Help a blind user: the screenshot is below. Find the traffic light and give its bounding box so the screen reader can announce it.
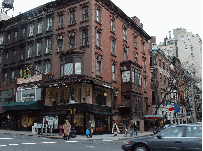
[24,69,28,79]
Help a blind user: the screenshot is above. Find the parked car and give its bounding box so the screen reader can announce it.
[121,123,202,151]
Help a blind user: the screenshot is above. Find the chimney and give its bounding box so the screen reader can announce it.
[169,31,171,39]
[131,16,140,25]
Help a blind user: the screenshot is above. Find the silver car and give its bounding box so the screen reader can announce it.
[121,123,202,151]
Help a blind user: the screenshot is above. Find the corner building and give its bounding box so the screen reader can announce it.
[0,0,152,134]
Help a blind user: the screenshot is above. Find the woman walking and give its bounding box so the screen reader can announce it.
[64,120,71,140]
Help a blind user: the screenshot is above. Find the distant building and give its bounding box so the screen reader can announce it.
[158,28,202,89]
[0,13,10,20]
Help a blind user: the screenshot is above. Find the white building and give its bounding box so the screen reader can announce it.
[0,13,10,21]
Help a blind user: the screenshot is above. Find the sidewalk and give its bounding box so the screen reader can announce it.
[0,129,153,141]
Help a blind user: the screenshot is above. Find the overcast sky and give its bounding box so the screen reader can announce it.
[5,0,203,44]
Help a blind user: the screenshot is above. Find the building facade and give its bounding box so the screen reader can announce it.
[0,0,152,133]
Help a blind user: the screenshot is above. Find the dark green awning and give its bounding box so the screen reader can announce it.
[3,100,42,110]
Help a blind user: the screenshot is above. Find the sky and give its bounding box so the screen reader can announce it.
[4,0,203,44]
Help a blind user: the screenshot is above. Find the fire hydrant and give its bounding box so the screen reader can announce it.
[59,125,63,136]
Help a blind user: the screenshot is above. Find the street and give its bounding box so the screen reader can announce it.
[0,133,124,151]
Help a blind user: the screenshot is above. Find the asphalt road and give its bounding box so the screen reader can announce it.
[0,134,124,151]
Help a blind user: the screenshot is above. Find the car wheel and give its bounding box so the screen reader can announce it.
[133,144,148,151]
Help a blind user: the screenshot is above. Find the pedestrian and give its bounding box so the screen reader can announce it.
[112,122,120,137]
[90,124,93,138]
[130,122,135,137]
[64,120,71,140]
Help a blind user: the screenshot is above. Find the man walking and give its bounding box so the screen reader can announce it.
[130,122,135,137]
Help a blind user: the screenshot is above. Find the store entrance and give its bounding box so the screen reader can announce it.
[95,115,109,134]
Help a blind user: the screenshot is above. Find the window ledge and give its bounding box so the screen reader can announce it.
[68,22,77,27]
[28,35,34,38]
[56,26,65,31]
[142,51,146,55]
[80,44,90,49]
[111,53,117,57]
[36,33,43,36]
[45,52,52,55]
[95,45,102,50]
[134,46,138,50]
[80,19,89,24]
[123,39,128,43]
[112,80,117,83]
[35,55,42,58]
[95,20,102,25]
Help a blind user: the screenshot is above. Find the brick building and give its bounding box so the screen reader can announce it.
[0,0,152,133]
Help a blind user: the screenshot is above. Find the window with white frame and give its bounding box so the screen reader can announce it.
[69,33,75,49]
[28,46,32,58]
[124,47,128,61]
[59,15,64,28]
[111,19,115,32]
[64,59,73,75]
[96,56,102,76]
[46,39,52,53]
[122,71,130,82]
[29,25,34,36]
[38,22,43,33]
[61,64,64,76]
[82,29,88,46]
[111,39,116,54]
[37,43,42,56]
[96,9,101,22]
[14,32,18,41]
[70,11,75,24]
[123,28,127,41]
[112,64,116,81]
[47,18,53,30]
[96,32,101,47]
[45,62,51,74]
[7,34,10,44]
[131,68,134,82]
[82,6,88,20]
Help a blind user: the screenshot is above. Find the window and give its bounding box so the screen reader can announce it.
[144,78,147,90]
[135,52,138,62]
[82,6,88,20]
[159,59,161,67]
[14,50,16,59]
[124,47,128,61]
[112,64,116,81]
[47,18,53,30]
[122,71,130,82]
[38,22,43,33]
[28,46,32,58]
[23,28,26,38]
[57,36,63,51]
[75,57,82,74]
[111,39,116,54]
[59,15,64,28]
[131,68,134,82]
[134,36,137,48]
[111,20,115,32]
[70,11,75,24]
[142,42,145,53]
[29,25,34,36]
[14,32,18,41]
[186,126,202,137]
[82,30,88,46]
[45,62,51,74]
[96,9,101,22]
[35,64,42,75]
[96,32,101,47]
[37,43,42,56]
[161,126,184,137]
[0,34,3,45]
[64,58,73,75]
[46,39,52,53]
[4,73,7,83]
[143,60,146,71]
[7,34,10,44]
[19,69,23,77]
[61,64,64,76]
[6,52,9,60]
[69,33,75,49]
[163,62,165,70]
[123,28,127,41]
[11,71,14,79]
[151,72,153,82]
[96,56,102,75]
